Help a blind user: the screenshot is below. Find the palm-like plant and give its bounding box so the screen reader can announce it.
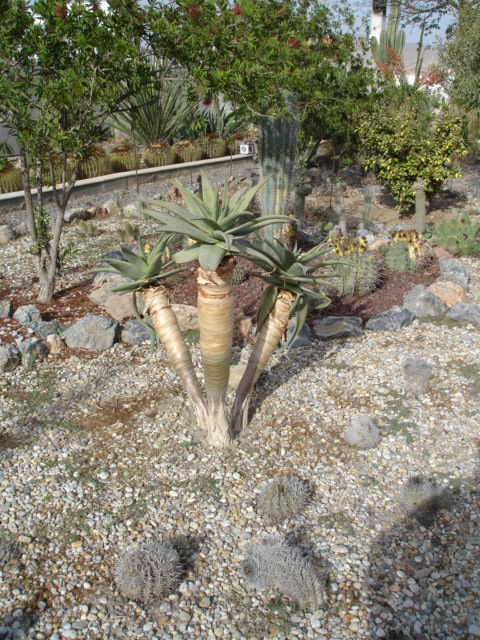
[95,236,209,430]
[231,238,332,434]
[141,175,290,447]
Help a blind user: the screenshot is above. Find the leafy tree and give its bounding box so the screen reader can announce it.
[0,0,157,302]
[401,0,480,31]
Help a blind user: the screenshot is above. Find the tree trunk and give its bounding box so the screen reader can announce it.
[231,290,295,435]
[142,286,208,429]
[197,256,235,448]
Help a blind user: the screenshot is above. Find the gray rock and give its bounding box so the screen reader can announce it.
[64,314,119,350]
[468,624,480,638]
[344,415,380,449]
[439,258,470,289]
[402,357,433,395]
[13,304,41,326]
[64,207,91,224]
[446,302,480,325]
[89,273,131,306]
[313,316,363,340]
[27,319,60,339]
[286,318,311,349]
[403,285,447,318]
[366,306,414,332]
[0,346,21,372]
[0,224,17,245]
[121,320,150,345]
[0,300,13,318]
[19,339,49,365]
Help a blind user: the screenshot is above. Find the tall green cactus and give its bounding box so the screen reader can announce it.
[371,1,405,65]
[258,93,298,242]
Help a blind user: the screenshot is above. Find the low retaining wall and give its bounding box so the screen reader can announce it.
[0,154,255,211]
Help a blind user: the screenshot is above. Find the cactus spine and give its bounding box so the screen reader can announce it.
[258,93,298,242]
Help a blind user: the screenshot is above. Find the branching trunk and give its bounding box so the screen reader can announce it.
[143,286,208,429]
[231,290,296,435]
[197,257,235,448]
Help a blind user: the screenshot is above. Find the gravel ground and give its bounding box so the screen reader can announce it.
[0,254,479,639]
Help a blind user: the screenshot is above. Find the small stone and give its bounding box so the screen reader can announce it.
[0,300,13,318]
[121,320,150,345]
[468,624,480,637]
[46,333,66,354]
[403,357,433,395]
[13,304,41,326]
[19,339,49,365]
[366,306,414,332]
[64,314,119,350]
[72,621,88,630]
[98,471,110,480]
[0,224,16,245]
[313,316,362,340]
[71,540,83,549]
[344,415,380,449]
[427,281,466,307]
[403,285,447,318]
[446,302,480,325]
[27,319,60,339]
[8,521,18,534]
[198,597,211,608]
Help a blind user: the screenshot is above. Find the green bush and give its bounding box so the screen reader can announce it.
[358,107,466,211]
[435,212,480,257]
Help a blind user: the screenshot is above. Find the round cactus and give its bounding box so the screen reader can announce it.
[110,143,139,172]
[0,163,23,193]
[114,541,181,605]
[398,476,450,526]
[384,230,431,273]
[79,145,112,179]
[198,133,227,159]
[257,477,311,524]
[226,132,244,154]
[143,142,176,168]
[330,252,382,298]
[173,140,203,163]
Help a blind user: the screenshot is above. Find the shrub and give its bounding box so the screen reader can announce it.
[344,415,380,449]
[114,541,181,605]
[243,537,327,609]
[435,212,480,257]
[358,107,466,211]
[257,477,311,524]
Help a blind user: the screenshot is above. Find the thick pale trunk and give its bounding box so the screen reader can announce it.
[231,290,296,435]
[143,286,208,429]
[197,257,235,448]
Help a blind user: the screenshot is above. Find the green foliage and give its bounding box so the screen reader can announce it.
[204,105,247,138]
[0,163,22,193]
[197,133,227,159]
[143,143,176,168]
[434,212,480,257]
[173,140,203,163]
[358,107,466,210]
[384,230,431,272]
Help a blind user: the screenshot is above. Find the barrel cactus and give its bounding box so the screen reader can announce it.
[198,133,227,159]
[173,140,203,163]
[143,142,176,168]
[385,230,431,273]
[110,142,139,172]
[257,477,311,524]
[226,132,244,154]
[79,145,112,179]
[328,235,382,297]
[0,163,22,193]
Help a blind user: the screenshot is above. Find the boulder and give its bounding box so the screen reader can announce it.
[313,316,363,340]
[427,281,466,307]
[121,320,150,345]
[0,300,13,318]
[446,302,480,325]
[64,207,91,223]
[104,293,136,322]
[0,225,17,246]
[0,346,21,372]
[13,304,41,326]
[171,304,198,331]
[439,258,470,289]
[19,339,49,365]
[403,285,447,318]
[45,333,66,355]
[369,237,390,253]
[287,317,312,348]
[28,319,60,339]
[89,273,130,306]
[64,314,119,350]
[366,306,414,332]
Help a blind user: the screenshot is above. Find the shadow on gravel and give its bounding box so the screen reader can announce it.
[365,445,480,639]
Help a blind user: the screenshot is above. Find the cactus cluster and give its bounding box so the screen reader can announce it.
[398,476,451,526]
[111,143,139,172]
[344,415,381,449]
[77,220,98,237]
[0,163,22,194]
[435,212,480,257]
[329,236,382,298]
[79,145,112,179]
[243,537,327,609]
[117,221,139,243]
[143,142,176,168]
[173,140,203,163]
[198,133,227,159]
[114,541,181,605]
[257,477,311,524]
[384,230,430,273]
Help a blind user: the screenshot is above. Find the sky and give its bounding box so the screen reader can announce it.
[347,0,455,46]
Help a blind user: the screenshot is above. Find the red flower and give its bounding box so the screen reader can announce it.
[187,4,200,20]
[232,4,242,15]
[202,97,212,107]
[55,4,68,18]
[288,37,299,49]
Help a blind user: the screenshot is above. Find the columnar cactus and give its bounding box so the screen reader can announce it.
[371,1,405,66]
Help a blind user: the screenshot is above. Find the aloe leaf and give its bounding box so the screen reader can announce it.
[155,221,215,243]
[220,209,254,229]
[120,246,149,270]
[193,217,221,232]
[111,280,144,293]
[230,178,269,216]
[97,258,143,281]
[256,285,278,333]
[229,215,290,235]
[287,295,307,346]
[201,172,217,212]
[198,244,226,271]
[138,238,147,261]
[174,180,212,219]
[141,199,195,222]
[173,244,201,263]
